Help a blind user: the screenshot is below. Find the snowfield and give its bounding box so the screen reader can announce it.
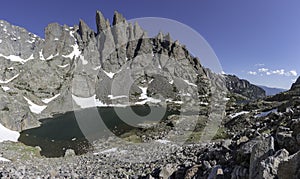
[23,96,47,114]
[0,122,20,143]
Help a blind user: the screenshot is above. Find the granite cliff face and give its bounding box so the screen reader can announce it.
[0,11,212,131]
[225,74,266,100]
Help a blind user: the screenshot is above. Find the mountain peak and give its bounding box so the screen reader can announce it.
[291,76,300,90]
[95,10,108,34]
[112,11,126,25]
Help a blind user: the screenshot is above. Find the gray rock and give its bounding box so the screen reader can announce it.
[64,149,76,157]
[112,11,126,26]
[96,10,108,34]
[278,150,300,179]
[276,126,298,153]
[184,165,200,179]
[259,149,289,179]
[0,10,218,132]
[78,19,95,46]
[249,136,274,179]
[225,74,266,100]
[159,164,177,179]
[231,166,249,179]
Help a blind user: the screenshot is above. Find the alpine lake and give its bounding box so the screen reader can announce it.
[18,105,180,157]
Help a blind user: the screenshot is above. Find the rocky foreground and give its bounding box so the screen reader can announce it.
[1,79,300,178]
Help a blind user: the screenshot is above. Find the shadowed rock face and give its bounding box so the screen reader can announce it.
[0,11,214,131]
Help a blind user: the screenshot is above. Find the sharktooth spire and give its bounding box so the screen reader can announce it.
[113,11,126,25]
[96,10,108,34]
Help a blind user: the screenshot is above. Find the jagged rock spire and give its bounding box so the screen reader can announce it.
[79,19,94,45]
[113,11,126,25]
[96,10,108,34]
[133,22,144,39]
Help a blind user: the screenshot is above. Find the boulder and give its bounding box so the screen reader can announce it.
[64,149,76,157]
[259,149,289,179]
[278,150,300,179]
[249,136,274,179]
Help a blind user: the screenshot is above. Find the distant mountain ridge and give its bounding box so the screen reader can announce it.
[224,75,266,100]
[258,85,287,96]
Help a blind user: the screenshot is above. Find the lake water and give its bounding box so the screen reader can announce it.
[18,106,178,157]
[255,108,278,118]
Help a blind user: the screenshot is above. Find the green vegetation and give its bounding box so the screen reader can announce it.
[212,127,229,140]
[4,142,41,161]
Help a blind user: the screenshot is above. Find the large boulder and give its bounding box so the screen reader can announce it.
[277,150,300,179]
[249,136,275,179]
[259,149,289,179]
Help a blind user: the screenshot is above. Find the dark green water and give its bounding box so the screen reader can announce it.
[19,106,177,157]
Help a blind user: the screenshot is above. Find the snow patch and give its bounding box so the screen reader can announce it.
[0,122,20,143]
[42,93,60,104]
[155,139,171,144]
[255,109,277,118]
[173,101,184,104]
[72,94,129,108]
[183,80,197,87]
[229,111,249,119]
[39,49,45,60]
[26,39,35,43]
[93,66,101,70]
[26,54,34,61]
[103,70,115,79]
[0,74,19,84]
[108,95,128,100]
[135,86,161,105]
[62,31,81,59]
[62,44,81,59]
[72,94,106,108]
[46,53,59,60]
[57,64,69,68]
[80,55,88,65]
[200,102,209,106]
[0,157,10,162]
[139,86,148,100]
[0,53,33,64]
[0,39,2,43]
[23,96,47,114]
[1,86,10,91]
[165,99,183,104]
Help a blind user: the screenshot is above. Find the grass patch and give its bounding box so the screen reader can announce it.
[5,142,41,160]
[212,127,229,140]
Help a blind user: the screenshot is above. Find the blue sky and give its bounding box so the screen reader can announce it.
[1,0,300,89]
